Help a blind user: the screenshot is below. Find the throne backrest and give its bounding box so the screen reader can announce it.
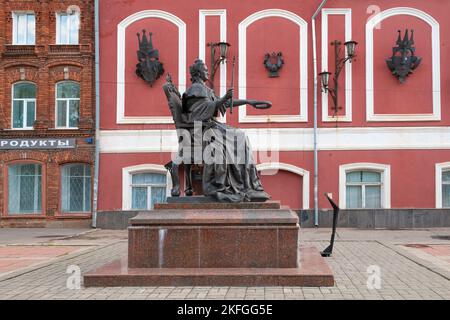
[162,74,183,126]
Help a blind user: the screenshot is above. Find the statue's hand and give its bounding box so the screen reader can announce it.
[218,102,228,116]
[215,88,234,115]
[248,100,272,109]
[222,88,234,101]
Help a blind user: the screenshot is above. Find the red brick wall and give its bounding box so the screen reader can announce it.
[0,0,95,224]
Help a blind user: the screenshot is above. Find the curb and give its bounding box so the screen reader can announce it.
[0,240,125,283]
[378,241,450,281]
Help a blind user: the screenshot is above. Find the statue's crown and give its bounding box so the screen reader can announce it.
[396,29,415,49]
[137,29,154,53]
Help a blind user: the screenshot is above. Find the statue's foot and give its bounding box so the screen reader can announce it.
[246,190,270,202]
[185,188,194,196]
[254,185,265,192]
[171,188,181,197]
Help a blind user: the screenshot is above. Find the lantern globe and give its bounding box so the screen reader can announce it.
[217,42,231,60]
[319,71,332,88]
[344,41,358,57]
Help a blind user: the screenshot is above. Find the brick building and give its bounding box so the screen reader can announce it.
[0,0,95,227]
[96,0,450,229]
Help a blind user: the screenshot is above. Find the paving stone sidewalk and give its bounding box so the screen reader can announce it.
[0,229,449,300]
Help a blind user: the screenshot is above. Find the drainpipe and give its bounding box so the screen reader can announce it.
[312,0,329,226]
[92,0,100,228]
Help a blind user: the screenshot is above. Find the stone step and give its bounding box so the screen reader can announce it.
[84,246,334,287]
[130,209,298,226]
[156,199,281,210]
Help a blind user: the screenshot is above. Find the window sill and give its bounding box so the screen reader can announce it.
[4,45,36,56]
[55,213,92,219]
[4,128,35,131]
[49,44,80,55]
[51,127,79,130]
[2,214,45,218]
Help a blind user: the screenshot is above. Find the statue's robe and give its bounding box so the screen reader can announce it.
[181,81,270,203]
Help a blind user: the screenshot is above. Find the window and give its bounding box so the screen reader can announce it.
[12,82,36,129]
[61,164,91,213]
[435,162,450,209]
[131,173,166,210]
[56,82,80,128]
[13,13,35,45]
[8,163,42,214]
[443,170,450,208]
[56,12,79,45]
[346,171,382,209]
[340,163,390,209]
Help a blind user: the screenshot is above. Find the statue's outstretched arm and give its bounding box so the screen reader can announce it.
[217,89,272,115]
[229,99,272,109]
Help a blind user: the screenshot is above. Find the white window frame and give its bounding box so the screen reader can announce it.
[8,163,42,215]
[55,81,80,129]
[339,163,391,209]
[345,171,382,209]
[61,163,91,213]
[12,12,35,45]
[435,162,450,208]
[122,164,172,210]
[56,12,80,45]
[11,81,36,130]
[130,174,166,210]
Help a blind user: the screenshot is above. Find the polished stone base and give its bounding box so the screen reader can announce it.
[156,198,281,210]
[84,246,334,287]
[128,209,298,269]
[85,203,335,287]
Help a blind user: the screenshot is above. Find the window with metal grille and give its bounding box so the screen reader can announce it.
[13,13,35,45]
[56,82,80,128]
[61,164,91,213]
[443,170,450,208]
[131,172,166,210]
[346,171,382,209]
[56,12,79,45]
[12,82,36,129]
[8,163,42,214]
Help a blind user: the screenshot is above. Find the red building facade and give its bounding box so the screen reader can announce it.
[97,0,450,226]
[0,0,95,227]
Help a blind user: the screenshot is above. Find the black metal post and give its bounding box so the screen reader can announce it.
[321,193,340,257]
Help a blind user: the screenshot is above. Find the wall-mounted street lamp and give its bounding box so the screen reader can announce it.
[207,42,230,90]
[319,40,357,115]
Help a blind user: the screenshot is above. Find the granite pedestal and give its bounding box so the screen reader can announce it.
[84,199,334,287]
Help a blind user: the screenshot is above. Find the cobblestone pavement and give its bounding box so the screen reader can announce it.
[0,246,86,276]
[0,229,449,300]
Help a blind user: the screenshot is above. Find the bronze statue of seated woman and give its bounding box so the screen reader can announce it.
[164,59,272,203]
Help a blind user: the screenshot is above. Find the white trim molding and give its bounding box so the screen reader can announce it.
[238,9,308,123]
[100,126,450,153]
[321,8,352,122]
[339,163,391,209]
[257,162,310,209]
[12,12,36,45]
[199,9,227,123]
[435,162,450,209]
[366,7,441,122]
[117,10,186,124]
[122,164,172,210]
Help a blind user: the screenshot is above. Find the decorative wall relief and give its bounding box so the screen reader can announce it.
[136,30,164,86]
[386,29,422,84]
[264,52,284,77]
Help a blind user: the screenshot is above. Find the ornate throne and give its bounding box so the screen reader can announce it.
[162,74,196,197]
